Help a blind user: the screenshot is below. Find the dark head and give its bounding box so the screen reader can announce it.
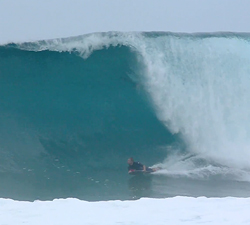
[127,157,134,165]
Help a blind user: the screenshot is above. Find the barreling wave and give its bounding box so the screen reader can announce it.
[18,31,250,168]
[1,31,250,200]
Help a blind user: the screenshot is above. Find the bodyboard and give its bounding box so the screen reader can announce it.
[128,169,153,175]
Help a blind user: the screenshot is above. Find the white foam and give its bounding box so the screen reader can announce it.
[1,197,249,225]
[137,35,250,169]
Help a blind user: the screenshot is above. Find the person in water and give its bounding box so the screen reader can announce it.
[127,157,158,173]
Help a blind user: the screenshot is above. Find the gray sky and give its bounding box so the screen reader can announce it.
[1,0,250,43]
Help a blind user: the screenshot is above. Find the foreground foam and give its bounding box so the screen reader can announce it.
[1,197,250,225]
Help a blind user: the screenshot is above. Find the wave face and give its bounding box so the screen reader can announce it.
[1,32,250,200]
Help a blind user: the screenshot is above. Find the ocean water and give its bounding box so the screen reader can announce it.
[1,32,250,201]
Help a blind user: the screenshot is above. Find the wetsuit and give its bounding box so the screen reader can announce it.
[128,162,153,172]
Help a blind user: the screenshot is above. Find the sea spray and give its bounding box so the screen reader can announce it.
[135,34,250,168]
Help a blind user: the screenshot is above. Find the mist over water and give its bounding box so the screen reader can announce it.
[135,34,250,169]
[1,32,250,200]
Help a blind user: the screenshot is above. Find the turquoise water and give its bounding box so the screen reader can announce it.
[1,32,250,200]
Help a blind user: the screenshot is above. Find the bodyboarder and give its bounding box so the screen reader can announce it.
[127,157,158,173]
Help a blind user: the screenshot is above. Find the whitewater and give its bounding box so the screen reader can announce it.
[1,197,250,225]
[1,31,250,224]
